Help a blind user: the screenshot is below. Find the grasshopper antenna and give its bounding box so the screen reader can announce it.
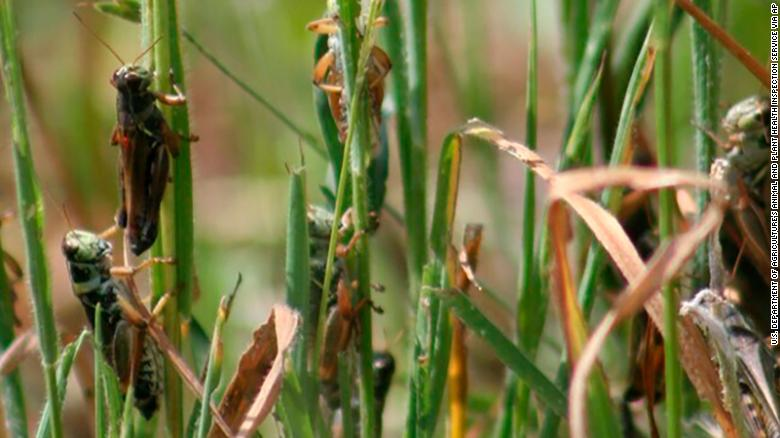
[691,120,730,150]
[131,36,163,66]
[72,12,125,65]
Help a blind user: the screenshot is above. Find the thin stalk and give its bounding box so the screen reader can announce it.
[0,2,62,436]
[145,0,196,435]
[653,0,682,436]
[400,0,428,295]
[338,1,382,434]
[690,0,719,287]
[337,353,355,438]
[676,0,769,88]
[196,283,237,438]
[94,305,106,438]
[181,30,327,159]
[119,382,135,438]
[503,0,538,435]
[0,239,27,437]
[310,2,385,434]
[35,331,90,438]
[382,0,427,299]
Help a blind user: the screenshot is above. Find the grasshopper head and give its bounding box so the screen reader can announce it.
[722,96,768,139]
[62,230,112,294]
[111,64,153,93]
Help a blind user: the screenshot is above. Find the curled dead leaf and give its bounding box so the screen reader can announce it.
[210,304,301,438]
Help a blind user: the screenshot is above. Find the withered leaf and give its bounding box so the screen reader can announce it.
[210,304,300,438]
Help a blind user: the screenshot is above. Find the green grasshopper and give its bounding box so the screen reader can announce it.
[62,230,167,418]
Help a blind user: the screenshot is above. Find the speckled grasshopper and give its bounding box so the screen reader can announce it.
[62,229,233,434]
[679,121,779,436]
[706,96,770,284]
[62,229,168,418]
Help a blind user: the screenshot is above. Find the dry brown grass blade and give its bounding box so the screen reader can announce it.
[0,330,35,375]
[568,204,728,438]
[461,119,555,181]
[548,202,589,362]
[449,224,483,438]
[210,305,300,438]
[460,121,736,436]
[675,0,770,88]
[550,167,714,200]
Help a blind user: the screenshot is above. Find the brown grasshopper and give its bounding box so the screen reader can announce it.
[75,13,196,256]
[307,15,391,143]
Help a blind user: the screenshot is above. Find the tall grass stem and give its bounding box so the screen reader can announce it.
[0,2,62,436]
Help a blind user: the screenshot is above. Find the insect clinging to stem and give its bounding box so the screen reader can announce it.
[74,12,197,256]
[307,14,391,143]
[62,229,235,435]
[61,229,169,418]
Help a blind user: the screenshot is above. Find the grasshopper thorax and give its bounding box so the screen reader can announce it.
[111,64,153,93]
[62,230,113,294]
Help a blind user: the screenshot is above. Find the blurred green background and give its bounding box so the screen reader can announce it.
[0,0,769,435]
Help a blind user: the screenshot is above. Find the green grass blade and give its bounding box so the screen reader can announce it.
[337,1,383,433]
[277,368,314,438]
[382,0,427,296]
[119,381,135,438]
[567,0,618,123]
[195,282,237,438]
[181,30,327,160]
[309,2,386,435]
[425,132,464,433]
[0,2,62,436]
[147,0,196,433]
[690,0,719,287]
[338,353,356,438]
[499,0,539,434]
[429,133,462,260]
[285,167,312,377]
[406,132,461,435]
[94,305,107,438]
[438,290,567,417]
[35,331,90,438]
[653,0,682,436]
[0,238,27,438]
[103,351,123,438]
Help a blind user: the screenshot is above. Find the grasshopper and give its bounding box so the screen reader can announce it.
[75,13,196,256]
[307,15,391,143]
[681,288,780,438]
[680,150,780,437]
[706,96,771,285]
[62,230,166,418]
[63,230,234,435]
